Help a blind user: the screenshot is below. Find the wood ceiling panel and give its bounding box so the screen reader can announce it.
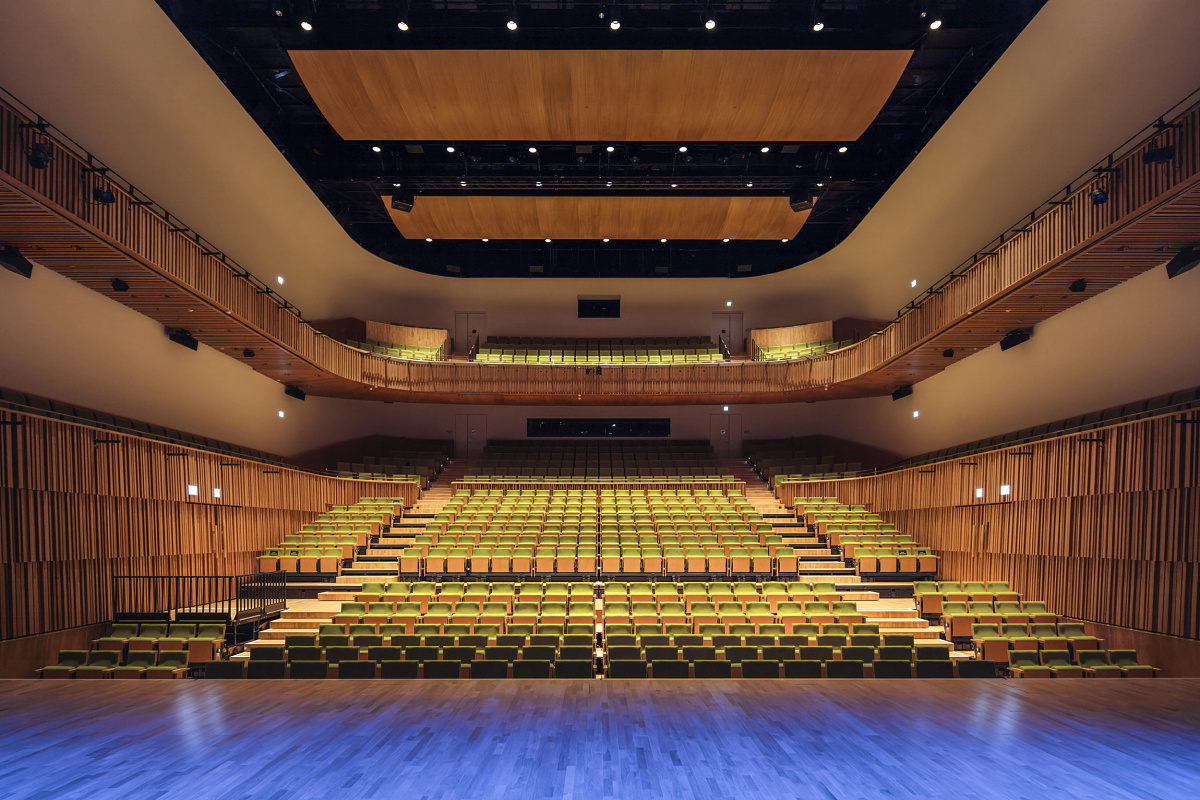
[289,49,912,142]
[383,195,807,240]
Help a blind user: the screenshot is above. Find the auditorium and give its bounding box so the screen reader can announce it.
[1,1,1199,797]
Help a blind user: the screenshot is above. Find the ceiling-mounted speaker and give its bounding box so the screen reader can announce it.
[999,327,1033,351]
[391,194,414,212]
[111,278,130,292]
[167,327,199,351]
[1068,278,1087,293]
[1165,246,1200,279]
[0,244,33,279]
[891,385,913,401]
[285,386,306,401]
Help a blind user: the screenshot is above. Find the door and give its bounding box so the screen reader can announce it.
[455,414,487,458]
[711,312,744,353]
[709,413,742,458]
[454,312,487,354]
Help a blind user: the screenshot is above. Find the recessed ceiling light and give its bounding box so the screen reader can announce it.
[838,146,848,153]
[425,237,432,242]
[460,181,467,186]
[528,146,537,154]
[506,19,517,31]
[393,182,402,187]
[606,146,615,152]
[816,182,824,187]
[482,238,488,242]
[371,145,381,153]
[930,19,943,30]
[660,238,667,243]
[602,238,610,242]
[446,146,455,153]
[300,20,313,31]
[746,182,753,187]
[781,238,788,242]
[671,183,677,188]
[705,18,716,30]
[610,19,620,30]
[397,21,409,31]
[187,484,199,496]
[812,22,824,32]
[545,238,552,243]
[722,238,730,243]
[678,146,688,153]
[535,181,542,186]
[606,181,612,186]
[760,146,770,153]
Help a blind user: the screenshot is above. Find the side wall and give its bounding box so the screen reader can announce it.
[781,411,1200,640]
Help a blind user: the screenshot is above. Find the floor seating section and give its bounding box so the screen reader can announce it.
[404,488,787,577]
[334,444,450,484]
[755,338,854,362]
[346,337,442,361]
[789,497,935,579]
[35,619,229,678]
[468,441,731,482]
[258,498,405,576]
[748,446,864,483]
[475,337,722,364]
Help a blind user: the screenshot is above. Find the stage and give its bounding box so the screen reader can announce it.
[2,679,1198,799]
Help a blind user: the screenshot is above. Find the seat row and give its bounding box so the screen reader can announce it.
[942,603,1063,638]
[1007,649,1158,678]
[206,659,591,679]
[346,338,442,361]
[37,649,191,678]
[967,621,1103,660]
[397,545,802,577]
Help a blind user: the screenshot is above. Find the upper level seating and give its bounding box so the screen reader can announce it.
[471,441,729,481]
[755,338,853,361]
[749,447,863,483]
[475,336,723,364]
[335,445,451,485]
[346,337,443,361]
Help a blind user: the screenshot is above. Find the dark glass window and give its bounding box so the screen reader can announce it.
[577,298,620,318]
[526,418,670,438]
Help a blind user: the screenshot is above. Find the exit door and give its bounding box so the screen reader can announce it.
[455,414,487,458]
[711,312,744,353]
[710,413,743,458]
[454,312,487,354]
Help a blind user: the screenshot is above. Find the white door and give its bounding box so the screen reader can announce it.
[709,413,741,458]
[454,312,487,353]
[455,414,487,458]
[711,312,744,353]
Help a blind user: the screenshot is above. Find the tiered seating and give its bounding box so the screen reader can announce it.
[36,618,226,678]
[401,488,788,578]
[755,337,853,361]
[334,445,450,485]
[791,497,936,578]
[470,441,730,481]
[258,498,403,577]
[346,337,442,361]
[205,627,596,679]
[475,336,723,364]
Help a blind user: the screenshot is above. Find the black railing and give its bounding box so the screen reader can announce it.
[112,572,286,623]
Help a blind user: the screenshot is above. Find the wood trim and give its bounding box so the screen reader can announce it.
[364,320,449,352]
[0,408,414,640]
[748,321,834,353]
[778,410,1200,640]
[289,49,911,142]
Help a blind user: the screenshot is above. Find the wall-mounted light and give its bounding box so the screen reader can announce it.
[975,488,983,499]
[1000,485,1011,496]
[213,488,221,499]
[187,485,198,497]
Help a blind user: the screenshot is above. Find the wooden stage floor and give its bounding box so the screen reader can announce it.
[2,679,1199,799]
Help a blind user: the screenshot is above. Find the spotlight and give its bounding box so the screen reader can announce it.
[746,182,753,187]
[722,238,730,243]
[838,146,848,153]
[603,238,610,242]
[506,18,518,30]
[999,327,1033,351]
[1090,185,1109,205]
[446,146,456,153]
[726,301,732,307]
[545,239,552,243]
[0,245,34,279]
[528,146,537,153]
[606,146,615,152]
[535,181,542,186]
[1069,278,1088,293]
[705,17,716,30]
[285,386,306,401]
[678,146,688,153]
[425,237,432,242]
[397,21,409,31]
[942,348,954,358]
[167,327,199,351]
[276,275,284,285]
[110,278,129,292]
[1165,246,1200,279]
[391,195,415,212]
[781,238,789,243]
[660,238,667,243]
[892,385,913,401]
[243,348,255,358]
[610,19,620,30]
[813,21,824,31]
[760,146,770,153]
[300,19,312,31]
[1144,145,1175,164]
[372,145,382,153]
[608,5,621,30]
[92,186,116,204]
[929,19,942,30]
[25,141,53,170]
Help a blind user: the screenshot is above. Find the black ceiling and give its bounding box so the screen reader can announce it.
[156,0,1046,278]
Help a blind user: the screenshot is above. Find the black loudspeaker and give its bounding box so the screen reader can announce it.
[789,194,816,212]
[1068,278,1087,293]
[167,327,199,351]
[999,327,1033,351]
[891,385,913,401]
[1165,247,1200,280]
[285,386,306,401]
[390,194,415,212]
[0,245,33,279]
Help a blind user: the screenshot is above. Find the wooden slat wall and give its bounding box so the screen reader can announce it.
[364,321,449,353]
[748,321,835,353]
[778,412,1200,639]
[0,409,408,640]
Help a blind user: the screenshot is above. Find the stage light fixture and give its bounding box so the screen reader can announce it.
[705,17,716,30]
[1165,246,1200,279]
[722,238,730,243]
[975,488,983,498]
[0,245,34,279]
[660,238,667,243]
[278,410,285,418]
[545,238,552,243]
[25,141,53,170]
[678,146,688,153]
[812,21,824,31]
[999,327,1033,351]
[726,301,732,307]
[300,20,312,31]
[167,327,199,351]
[608,4,621,30]
[606,146,615,152]
[929,19,942,29]
[892,385,913,401]
[1143,145,1175,164]
[506,18,517,30]
[1069,278,1088,293]
[838,146,848,153]
[528,146,537,153]
[285,386,306,401]
[760,146,770,153]
[446,146,455,153]
[1000,484,1011,496]
[397,21,409,31]
[425,237,432,242]
[371,145,381,153]
[603,238,610,242]
[110,278,129,292]
[781,238,789,243]
[610,19,620,30]
[1090,185,1109,205]
[92,186,116,204]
